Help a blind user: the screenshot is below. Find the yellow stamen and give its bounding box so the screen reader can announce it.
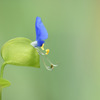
[45,49,50,55]
[41,44,44,50]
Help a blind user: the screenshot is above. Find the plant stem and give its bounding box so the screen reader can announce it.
[0,62,6,100]
[0,62,6,79]
[0,88,2,100]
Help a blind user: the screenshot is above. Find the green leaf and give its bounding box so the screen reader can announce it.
[1,37,40,68]
[0,78,11,88]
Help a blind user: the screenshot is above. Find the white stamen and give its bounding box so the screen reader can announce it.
[36,48,45,55]
[44,55,58,67]
[42,56,53,71]
[31,41,37,47]
[34,47,58,71]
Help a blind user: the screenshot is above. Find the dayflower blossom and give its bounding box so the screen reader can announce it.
[31,17,48,47]
[31,17,57,71]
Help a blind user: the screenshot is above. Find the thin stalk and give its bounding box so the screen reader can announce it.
[0,62,6,100]
[0,88,2,100]
[0,62,6,79]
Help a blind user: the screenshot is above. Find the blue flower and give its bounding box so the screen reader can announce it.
[31,17,48,47]
[35,17,48,46]
[31,17,57,71]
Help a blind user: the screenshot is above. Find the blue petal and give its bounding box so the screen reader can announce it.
[35,17,48,41]
[37,40,45,47]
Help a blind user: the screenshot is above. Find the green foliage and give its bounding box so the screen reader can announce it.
[1,37,40,68]
[0,79,10,88]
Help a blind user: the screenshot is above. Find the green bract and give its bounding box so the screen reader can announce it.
[1,37,40,68]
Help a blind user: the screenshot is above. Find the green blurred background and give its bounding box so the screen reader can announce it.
[0,0,100,100]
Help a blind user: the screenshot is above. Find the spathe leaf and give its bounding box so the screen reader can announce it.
[1,37,40,68]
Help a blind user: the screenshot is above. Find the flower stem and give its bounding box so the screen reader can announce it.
[0,88,2,100]
[0,62,6,100]
[0,62,6,79]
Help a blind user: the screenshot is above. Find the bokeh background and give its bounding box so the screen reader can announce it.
[0,0,100,100]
